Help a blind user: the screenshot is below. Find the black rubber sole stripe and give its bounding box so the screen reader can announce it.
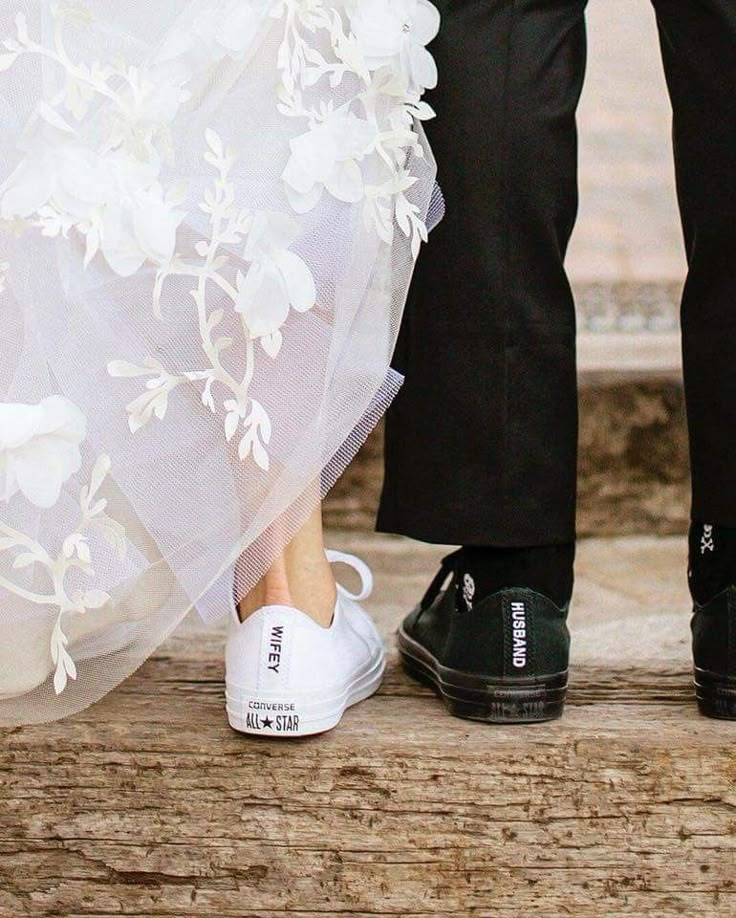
[694,666,736,720]
[398,626,567,725]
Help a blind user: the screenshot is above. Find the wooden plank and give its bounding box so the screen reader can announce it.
[2,535,735,917]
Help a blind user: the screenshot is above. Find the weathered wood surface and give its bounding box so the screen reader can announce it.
[2,535,736,918]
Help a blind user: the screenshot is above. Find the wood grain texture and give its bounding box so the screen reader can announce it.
[2,535,735,918]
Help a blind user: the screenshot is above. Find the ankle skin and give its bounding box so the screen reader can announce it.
[237,507,336,626]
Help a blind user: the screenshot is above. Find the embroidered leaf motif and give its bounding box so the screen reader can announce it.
[37,101,76,133]
[52,623,77,695]
[0,430,126,696]
[0,52,19,72]
[239,400,272,471]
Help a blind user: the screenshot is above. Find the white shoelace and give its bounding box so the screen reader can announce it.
[326,550,374,602]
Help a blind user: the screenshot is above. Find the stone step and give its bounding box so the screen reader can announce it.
[3,533,734,918]
[575,281,682,378]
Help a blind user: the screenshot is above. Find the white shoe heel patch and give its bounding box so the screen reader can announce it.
[257,611,292,691]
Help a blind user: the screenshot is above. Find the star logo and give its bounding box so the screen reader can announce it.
[261,716,274,729]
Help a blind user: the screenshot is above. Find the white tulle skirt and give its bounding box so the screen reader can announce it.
[0,0,438,724]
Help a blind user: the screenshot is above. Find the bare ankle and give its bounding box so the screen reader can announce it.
[289,562,336,627]
[237,554,336,626]
[237,507,336,627]
[238,556,293,622]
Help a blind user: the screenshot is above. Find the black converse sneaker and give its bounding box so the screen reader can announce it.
[692,588,736,719]
[689,522,736,719]
[398,550,571,724]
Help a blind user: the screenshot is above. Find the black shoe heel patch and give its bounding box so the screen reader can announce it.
[694,667,736,720]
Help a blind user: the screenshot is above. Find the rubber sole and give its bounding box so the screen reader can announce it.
[694,667,736,719]
[399,626,567,724]
[226,651,385,738]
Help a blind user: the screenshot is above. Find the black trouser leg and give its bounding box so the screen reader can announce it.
[652,0,736,525]
[378,0,588,546]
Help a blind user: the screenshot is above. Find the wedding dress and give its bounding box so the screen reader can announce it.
[0,0,439,723]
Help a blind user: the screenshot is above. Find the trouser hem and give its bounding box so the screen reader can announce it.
[376,508,577,548]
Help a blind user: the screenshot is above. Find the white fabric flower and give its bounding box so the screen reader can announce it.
[282,109,377,212]
[157,1,268,69]
[111,70,186,142]
[349,0,440,91]
[2,141,107,223]
[0,140,184,277]
[0,396,87,509]
[235,212,316,339]
[216,2,270,56]
[100,179,184,277]
[157,8,222,67]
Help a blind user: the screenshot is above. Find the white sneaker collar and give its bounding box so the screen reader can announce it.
[230,549,373,627]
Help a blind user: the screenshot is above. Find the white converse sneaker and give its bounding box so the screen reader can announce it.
[225,550,385,738]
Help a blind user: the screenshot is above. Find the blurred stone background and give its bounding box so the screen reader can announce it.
[326,0,691,537]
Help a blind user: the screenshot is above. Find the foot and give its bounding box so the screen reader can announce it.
[692,586,736,719]
[399,550,571,724]
[225,551,385,737]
